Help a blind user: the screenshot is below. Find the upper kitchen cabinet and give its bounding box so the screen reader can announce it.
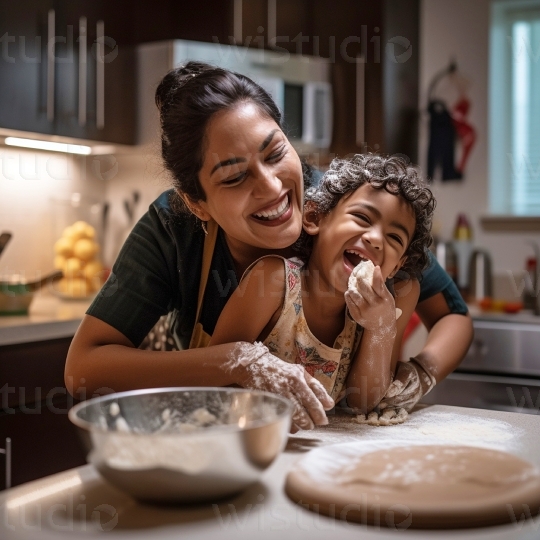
[0,0,136,144]
[236,0,419,160]
[0,0,56,136]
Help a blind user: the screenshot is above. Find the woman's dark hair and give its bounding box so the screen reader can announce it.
[155,61,283,212]
[296,154,436,277]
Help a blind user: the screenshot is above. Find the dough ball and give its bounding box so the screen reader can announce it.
[83,224,96,240]
[54,237,74,258]
[83,260,104,291]
[73,238,99,261]
[64,257,83,278]
[57,277,91,297]
[348,260,375,291]
[68,221,91,242]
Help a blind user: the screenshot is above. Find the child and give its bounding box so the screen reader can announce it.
[210,154,435,418]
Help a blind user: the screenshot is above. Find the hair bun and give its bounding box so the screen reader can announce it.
[155,61,212,114]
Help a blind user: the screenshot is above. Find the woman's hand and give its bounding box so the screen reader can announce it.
[225,342,334,432]
[344,265,397,336]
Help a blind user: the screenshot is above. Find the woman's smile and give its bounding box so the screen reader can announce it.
[251,192,292,225]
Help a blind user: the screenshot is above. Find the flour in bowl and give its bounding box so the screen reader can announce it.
[91,405,223,473]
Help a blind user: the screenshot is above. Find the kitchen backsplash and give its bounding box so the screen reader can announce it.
[0,147,104,278]
[0,146,167,278]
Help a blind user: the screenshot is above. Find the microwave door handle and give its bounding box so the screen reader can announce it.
[78,17,87,126]
[96,20,105,129]
[356,55,365,148]
[304,82,333,149]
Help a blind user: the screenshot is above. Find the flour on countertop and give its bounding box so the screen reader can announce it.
[290,408,524,452]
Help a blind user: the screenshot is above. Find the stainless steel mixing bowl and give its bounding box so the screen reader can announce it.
[68,387,292,504]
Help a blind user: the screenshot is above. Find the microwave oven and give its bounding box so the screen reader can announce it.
[138,40,333,154]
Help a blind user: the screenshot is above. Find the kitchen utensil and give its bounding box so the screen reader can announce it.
[0,270,63,315]
[68,387,292,504]
[435,241,457,282]
[0,232,12,258]
[468,249,493,301]
[116,191,141,258]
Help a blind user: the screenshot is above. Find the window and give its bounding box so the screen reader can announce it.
[490,0,540,216]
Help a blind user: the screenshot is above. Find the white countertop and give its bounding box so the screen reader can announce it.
[468,304,540,325]
[2,405,540,539]
[0,292,91,346]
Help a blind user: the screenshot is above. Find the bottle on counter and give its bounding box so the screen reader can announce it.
[452,213,473,297]
[523,257,537,311]
[436,241,458,283]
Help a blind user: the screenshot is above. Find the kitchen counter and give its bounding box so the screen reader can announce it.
[468,304,540,325]
[0,293,91,346]
[2,404,540,540]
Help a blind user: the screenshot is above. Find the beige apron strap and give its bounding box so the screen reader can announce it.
[189,220,218,348]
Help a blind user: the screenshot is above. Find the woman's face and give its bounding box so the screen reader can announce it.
[191,102,304,259]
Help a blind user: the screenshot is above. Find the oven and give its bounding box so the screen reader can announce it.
[421,317,540,415]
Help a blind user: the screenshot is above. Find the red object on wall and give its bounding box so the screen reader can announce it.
[452,97,476,174]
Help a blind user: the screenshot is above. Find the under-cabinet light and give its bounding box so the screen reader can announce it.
[4,137,92,155]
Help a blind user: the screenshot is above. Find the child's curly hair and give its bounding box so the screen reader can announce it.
[296,153,436,278]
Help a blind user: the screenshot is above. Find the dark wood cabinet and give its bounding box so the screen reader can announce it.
[0,0,136,144]
[0,337,86,490]
[0,0,56,136]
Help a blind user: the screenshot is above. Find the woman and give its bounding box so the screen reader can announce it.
[65,62,473,431]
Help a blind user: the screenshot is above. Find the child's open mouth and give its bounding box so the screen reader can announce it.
[344,249,369,270]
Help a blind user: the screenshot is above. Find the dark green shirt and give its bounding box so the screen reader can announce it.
[87,190,467,347]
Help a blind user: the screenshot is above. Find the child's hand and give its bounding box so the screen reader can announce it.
[378,358,436,412]
[344,265,397,336]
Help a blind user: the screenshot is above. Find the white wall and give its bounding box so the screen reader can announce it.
[100,148,169,267]
[419,0,539,298]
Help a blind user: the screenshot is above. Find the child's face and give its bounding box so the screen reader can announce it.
[305,183,416,293]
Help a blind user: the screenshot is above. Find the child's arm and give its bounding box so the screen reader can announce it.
[210,257,335,431]
[210,257,286,345]
[344,267,420,414]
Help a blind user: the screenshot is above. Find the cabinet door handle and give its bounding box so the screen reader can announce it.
[96,20,105,129]
[47,9,55,122]
[356,55,365,148]
[78,17,87,127]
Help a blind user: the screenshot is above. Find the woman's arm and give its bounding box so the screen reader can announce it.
[65,310,333,430]
[414,292,474,384]
[385,263,474,410]
[65,315,244,397]
[343,269,420,414]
